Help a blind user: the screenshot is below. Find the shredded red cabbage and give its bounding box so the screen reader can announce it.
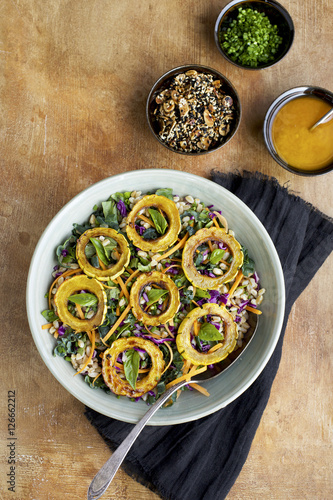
[117,200,127,217]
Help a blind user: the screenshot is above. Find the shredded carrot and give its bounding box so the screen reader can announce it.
[155,233,189,262]
[207,343,223,353]
[126,267,134,275]
[137,214,155,228]
[227,270,244,301]
[245,306,262,315]
[193,320,200,336]
[189,383,210,397]
[42,323,53,330]
[102,303,132,344]
[163,323,174,338]
[54,332,59,339]
[124,268,141,286]
[116,305,120,316]
[114,362,150,374]
[48,268,82,309]
[213,211,228,232]
[213,217,220,229]
[169,257,183,262]
[76,303,85,320]
[192,299,201,308]
[208,240,214,253]
[165,364,207,390]
[116,275,130,301]
[162,341,174,374]
[74,330,96,376]
[98,257,107,270]
[114,249,120,260]
[102,283,117,289]
[92,373,102,385]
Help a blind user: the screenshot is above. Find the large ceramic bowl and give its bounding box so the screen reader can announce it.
[26,169,285,425]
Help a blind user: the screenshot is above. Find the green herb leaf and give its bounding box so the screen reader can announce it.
[138,262,152,273]
[146,288,169,307]
[124,349,140,389]
[155,188,173,200]
[210,248,225,265]
[90,237,109,266]
[142,227,159,240]
[85,242,96,259]
[42,309,59,322]
[198,322,223,341]
[195,289,211,298]
[241,245,255,277]
[148,209,168,235]
[68,293,98,307]
[102,200,119,228]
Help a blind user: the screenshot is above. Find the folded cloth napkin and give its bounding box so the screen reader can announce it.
[85,170,333,500]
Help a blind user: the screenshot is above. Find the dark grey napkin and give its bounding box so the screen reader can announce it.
[85,171,333,500]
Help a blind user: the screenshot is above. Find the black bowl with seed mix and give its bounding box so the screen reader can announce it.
[146,65,242,155]
[215,0,294,70]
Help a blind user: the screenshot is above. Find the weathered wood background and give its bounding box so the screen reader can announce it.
[1,0,332,498]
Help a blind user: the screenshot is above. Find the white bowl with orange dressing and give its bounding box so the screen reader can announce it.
[263,86,333,176]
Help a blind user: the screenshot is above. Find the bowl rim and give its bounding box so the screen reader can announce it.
[214,0,295,70]
[26,169,285,425]
[146,64,242,155]
[263,85,333,176]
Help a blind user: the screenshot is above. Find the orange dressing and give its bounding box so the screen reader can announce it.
[271,96,333,171]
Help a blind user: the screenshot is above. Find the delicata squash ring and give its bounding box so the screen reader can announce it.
[102,337,165,397]
[130,271,180,326]
[76,228,130,281]
[176,303,238,365]
[126,194,181,252]
[54,275,107,332]
[182,227,243,290]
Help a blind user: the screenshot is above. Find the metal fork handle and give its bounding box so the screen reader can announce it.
[87,378,200,500]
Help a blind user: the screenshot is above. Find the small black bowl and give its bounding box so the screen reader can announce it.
[146,64,242,155]
[263,86,333,176]
[215,0,294,70]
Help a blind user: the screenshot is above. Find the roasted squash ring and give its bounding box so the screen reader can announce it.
[182,227,243,289]
[176,303,238,365]
[76,228,130,281]
[130,271,180,326]
[102,337,165,397]
[54,275,107,332]
[126,194,181,252]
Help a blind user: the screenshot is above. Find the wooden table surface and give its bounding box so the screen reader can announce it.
[1,0,332,499]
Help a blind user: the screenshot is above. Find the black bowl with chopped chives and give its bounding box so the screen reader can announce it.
[214,0,294,70]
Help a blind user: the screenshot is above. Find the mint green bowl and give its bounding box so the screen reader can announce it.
[27,169,285,425]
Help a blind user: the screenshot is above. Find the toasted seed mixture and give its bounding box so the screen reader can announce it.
[43,189,264,405]
[152,70,235,153]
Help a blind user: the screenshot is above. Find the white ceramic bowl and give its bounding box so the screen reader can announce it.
[26,169,285,425]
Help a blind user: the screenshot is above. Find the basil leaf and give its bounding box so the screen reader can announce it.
[195,289,210,298]
[42,309,59,322]
[68,293,98,307]
[148,209,168,235]
[103,238,118,260]
[155,188,173,200]
[210,248,225,265]
[146,288,169,307]
[241,245,255,277]
[102,200,119,228]
[85,242,96,259]
[138,262,152,273]
[124,349,140,390]
[90,237,109,266]
[198,322,223,341]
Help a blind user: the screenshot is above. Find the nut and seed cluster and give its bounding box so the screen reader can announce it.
[152,70,235,153]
